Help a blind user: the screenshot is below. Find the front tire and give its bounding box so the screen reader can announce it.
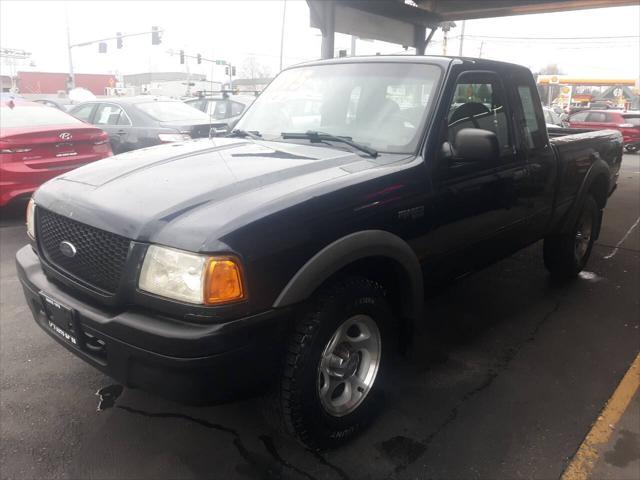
[544,194,599,279]
[279,276,393,449]
[625,144,639,154]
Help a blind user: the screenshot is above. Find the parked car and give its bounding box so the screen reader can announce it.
[69,97,215,154]
[184,93,255,134]
[17,56,622,448]
[33,98,74,111]
[543,106,562,128]
[0,101,112,207]
[568,109,640,153]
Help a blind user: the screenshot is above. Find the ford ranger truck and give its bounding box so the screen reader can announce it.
[17,56,622,448]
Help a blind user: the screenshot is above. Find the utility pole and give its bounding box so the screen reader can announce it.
[478,41,485,58]
[65,8,75,90]
[211,49,215,92]
[185,54,191,96]
[439,21,455,56]
[0,49,31,92]
[458,20,466,56]
[279,0,287,71]
[350,35,357,56]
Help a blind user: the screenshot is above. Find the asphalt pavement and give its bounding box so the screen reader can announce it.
[1,154,639,480]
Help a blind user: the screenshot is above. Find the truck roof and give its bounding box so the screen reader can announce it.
[290,55,532,74]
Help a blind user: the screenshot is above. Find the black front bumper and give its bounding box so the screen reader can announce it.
[16,245,290,404]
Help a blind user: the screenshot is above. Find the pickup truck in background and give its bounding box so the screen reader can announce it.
[17,56,622,448]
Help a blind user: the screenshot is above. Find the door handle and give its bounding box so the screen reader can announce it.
[116,129,127,135]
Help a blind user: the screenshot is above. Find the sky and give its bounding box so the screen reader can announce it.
[1,0,639,84]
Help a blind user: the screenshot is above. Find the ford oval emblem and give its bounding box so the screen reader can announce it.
[59,241,77,258]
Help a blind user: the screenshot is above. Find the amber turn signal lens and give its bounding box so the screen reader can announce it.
[204,257,246,305]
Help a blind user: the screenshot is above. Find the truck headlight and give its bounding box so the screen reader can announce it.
[139,245,245,305]
[26,198,36,239]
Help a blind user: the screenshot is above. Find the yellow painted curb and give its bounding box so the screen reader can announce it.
[561,353,640,480]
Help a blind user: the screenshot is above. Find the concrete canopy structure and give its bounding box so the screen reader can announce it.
[308,0,638,58]
[413,0,637,20]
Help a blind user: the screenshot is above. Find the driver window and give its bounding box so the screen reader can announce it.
[447,73,512,162]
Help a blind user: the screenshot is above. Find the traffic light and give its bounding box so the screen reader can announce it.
[151,26,162,45]
[231,66,236,76]
[179,50,185,64]
[197,54,202,64]
[225,66,229,75]
[116,32,123,49]
[98,42,107,53]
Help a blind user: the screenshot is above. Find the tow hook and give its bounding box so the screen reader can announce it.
[96,384,124,411]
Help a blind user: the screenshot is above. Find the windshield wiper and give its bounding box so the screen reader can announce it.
[226,129,262,139]
[281,131,378,158]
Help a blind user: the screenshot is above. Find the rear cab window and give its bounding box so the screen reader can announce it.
[515,84,546,150]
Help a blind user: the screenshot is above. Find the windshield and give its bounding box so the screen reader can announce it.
[0,104,83,128]
[235,62,441,153]
[137,101,211,122]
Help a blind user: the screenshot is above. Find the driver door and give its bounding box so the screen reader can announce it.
[422,71,531,277]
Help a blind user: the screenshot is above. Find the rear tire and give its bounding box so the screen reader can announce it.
[625,145,639,154]
[544,194,599,279]
[277,276,394,449]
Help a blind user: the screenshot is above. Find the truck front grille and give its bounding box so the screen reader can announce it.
[37,208,131,294]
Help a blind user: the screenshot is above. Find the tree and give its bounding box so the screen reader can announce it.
[239,56,271,80]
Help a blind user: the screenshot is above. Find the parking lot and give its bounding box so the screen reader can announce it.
[0,153,637,480]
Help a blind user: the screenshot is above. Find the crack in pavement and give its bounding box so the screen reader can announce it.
[116,405,285,480]
[385,295,564,478]
[259,435,319,480]
[112,403,345,480]
[594,242,639,254]
[307,449,351,480]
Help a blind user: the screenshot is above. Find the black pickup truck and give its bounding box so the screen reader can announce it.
[17,56,622,448]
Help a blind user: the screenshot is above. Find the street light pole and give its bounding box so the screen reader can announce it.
[65,8,75,91]
[279,0,287,71]
[458,20,466,56]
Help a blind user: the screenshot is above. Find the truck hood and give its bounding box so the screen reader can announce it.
[34,137,382,251]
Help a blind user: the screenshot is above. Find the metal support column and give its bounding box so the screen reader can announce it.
[415,26,438,55]
[414,25,426,55]
[320,1,335,59]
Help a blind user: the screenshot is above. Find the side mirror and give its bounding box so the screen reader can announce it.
[454,128,499,164]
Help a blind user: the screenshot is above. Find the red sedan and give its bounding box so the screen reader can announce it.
[0,100,113,207]
[568,109,640,153]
